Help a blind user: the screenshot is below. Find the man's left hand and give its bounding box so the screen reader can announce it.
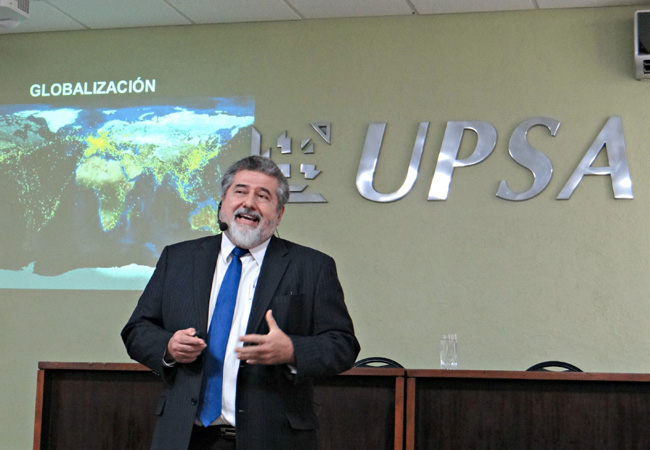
[236,310,296,365]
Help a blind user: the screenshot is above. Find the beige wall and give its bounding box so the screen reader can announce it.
[3,6,650,448]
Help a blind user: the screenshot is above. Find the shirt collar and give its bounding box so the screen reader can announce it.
[220,233,270,266]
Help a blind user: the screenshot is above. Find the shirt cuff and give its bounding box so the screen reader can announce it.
[162,351,176,367]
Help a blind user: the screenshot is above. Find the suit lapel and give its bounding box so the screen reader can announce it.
[246,236,289,334]
[193,234,221,334]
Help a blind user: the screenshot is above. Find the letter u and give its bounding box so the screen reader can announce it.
[356,122,429,202]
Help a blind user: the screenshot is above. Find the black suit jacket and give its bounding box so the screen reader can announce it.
[121,234,360,450]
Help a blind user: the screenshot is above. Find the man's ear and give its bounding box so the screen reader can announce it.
[217,194,226,222]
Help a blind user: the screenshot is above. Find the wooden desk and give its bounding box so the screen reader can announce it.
[405,369,650,450]
[34,362,405,450]
[315,367,405,450]
[33,362,160,450]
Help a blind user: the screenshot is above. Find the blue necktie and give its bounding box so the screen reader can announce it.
[198,246,248,427]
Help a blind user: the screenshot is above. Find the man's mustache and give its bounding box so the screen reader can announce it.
[233,207,262,223]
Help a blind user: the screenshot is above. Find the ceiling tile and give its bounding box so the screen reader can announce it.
[0,1,85,34]
[45,0,191,29]
[287,0,415,19]
[536,0,648,8]
[168,0,300,24]
[2,0,649,36]
[411,0,536,14]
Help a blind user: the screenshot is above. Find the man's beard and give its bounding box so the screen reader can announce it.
[224,208,269,249]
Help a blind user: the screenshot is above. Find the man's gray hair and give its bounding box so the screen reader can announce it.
[221,156,290,209]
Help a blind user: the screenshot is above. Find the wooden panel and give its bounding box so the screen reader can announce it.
[33,370,45,450]
[35,363,160,450]
[315,368,404,450]
[405,377,416,450]
[393,376,404,450]
[406,369,650,450]
[34,363,405,450]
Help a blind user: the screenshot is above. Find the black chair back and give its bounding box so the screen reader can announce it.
[526,360,582,372]
[353,357,404,368]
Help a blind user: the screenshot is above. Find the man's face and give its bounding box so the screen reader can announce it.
[220,169,285,249]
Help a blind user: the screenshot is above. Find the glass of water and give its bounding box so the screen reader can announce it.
[439,334,458,369]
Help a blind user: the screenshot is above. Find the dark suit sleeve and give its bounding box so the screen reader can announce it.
[289,253,360,382]
[121,246,175,379]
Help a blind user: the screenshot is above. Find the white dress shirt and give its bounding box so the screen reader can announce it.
[207,233,269,426]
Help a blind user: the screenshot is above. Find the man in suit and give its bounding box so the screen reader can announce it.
[122,155,360,450]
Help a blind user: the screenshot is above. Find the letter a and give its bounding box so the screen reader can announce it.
[557,116,633,200]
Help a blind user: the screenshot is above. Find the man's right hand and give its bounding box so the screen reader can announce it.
[166,328,207,364]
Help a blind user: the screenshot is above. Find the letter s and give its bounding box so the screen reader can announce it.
[496,117,560,201]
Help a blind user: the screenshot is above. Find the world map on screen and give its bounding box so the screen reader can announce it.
[0,97,255,290]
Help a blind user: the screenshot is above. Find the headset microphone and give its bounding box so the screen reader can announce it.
[217,201,229,231]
